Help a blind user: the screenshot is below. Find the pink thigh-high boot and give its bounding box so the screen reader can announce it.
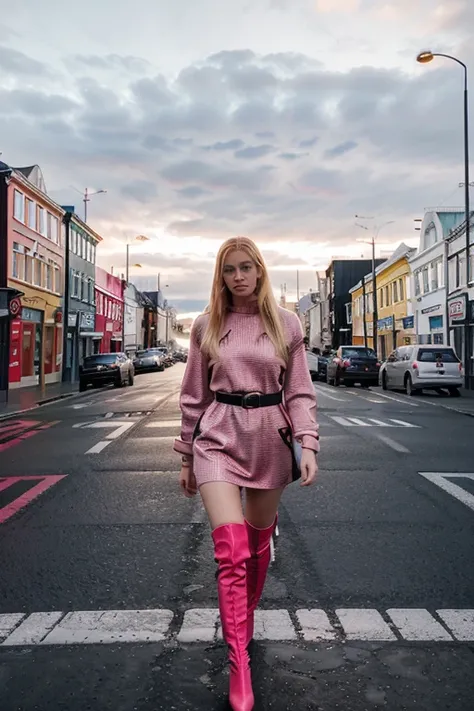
[245,515,278,648]
[212,523,254,711]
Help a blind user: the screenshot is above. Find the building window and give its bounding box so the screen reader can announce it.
[448,258,457,292]
[48,214,59,243]
[26,199,36,229]
[25,255,33,283]
[399,277,404,301]
[53,265,61,293]
[14,190,25,222]
[33,259,42,287]
[437,260,444,288]
[38,207,46,236]
[385,285,390,306]
[71,270,80,298]
[45,263,53,291]
[379,288,383,309]
[422,267,429,294]
[393,280,398,303]
[458,256,467,287]
[91,244,96,264]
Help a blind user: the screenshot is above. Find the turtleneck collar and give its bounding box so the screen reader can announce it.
[228,302,260,314]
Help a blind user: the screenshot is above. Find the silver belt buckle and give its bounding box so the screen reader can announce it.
[242,392,261,408]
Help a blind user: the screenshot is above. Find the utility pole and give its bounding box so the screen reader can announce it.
[362,275,368,348]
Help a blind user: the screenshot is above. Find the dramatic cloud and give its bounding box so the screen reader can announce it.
[0,0,472,308]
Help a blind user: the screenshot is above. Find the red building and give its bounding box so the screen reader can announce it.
[94,267,124,353]
[6,165,65,388]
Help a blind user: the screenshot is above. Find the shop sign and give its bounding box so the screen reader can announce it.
[22,307,43,323]
[79,311,95,330]
[421,304,442,315]
[68,312,78,327]
[448,294,467,325]
[402,315,414,329]
[377,315,394,331]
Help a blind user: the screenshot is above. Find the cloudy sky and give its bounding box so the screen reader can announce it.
[1,0,472,314]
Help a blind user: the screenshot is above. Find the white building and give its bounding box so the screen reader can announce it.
[409,207,464,347]
[123,283,145,354]
[446,210,474,389]
[305,272,331,351]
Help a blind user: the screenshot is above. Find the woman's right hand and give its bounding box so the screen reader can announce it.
[179,465,198,498]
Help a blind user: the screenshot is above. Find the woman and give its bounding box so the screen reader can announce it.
[174,236,319,711]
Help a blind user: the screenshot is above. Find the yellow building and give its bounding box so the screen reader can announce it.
[350,243,416,360]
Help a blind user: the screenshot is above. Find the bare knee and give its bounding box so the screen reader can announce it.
[199,482,244,530]
[244,487,284,529]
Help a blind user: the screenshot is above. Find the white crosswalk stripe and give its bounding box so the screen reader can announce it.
[1,608,473,645]
[329,416,420,428]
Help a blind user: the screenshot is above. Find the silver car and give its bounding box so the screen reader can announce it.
[379,345,463,397]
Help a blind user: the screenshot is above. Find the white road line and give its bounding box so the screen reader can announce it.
[2,612,64,646]
[296,609,337,641]
[41,610,174,645]
[373,391,420,407]
[366,399,385,403]
[331,416,357,426]
[2,608,474,645]
[387,609,453,641]
[105,422,135,440]
[347,417,371,426]
[335,609,396,641]
[85,441,110,454]
[177,609,219,642]
[367,418,394,426]
[0,613,25,643]
[437,610,474,641]
[146,420,182,428]
[419,472,474,513]
[314,387,349,403]
[105,412,114,419]
[374,434,411,453]
[389,419,420,428]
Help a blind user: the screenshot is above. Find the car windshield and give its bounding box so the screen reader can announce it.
[83,354,117,366]
[418,348,459,363]
[137,350,161,357]
[341,348,377,359]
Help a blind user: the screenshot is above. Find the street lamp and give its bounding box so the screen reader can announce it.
[83,188,106,223]
[417,50,471,387]
[355,217,394,357]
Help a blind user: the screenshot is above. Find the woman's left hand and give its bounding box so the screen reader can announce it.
[300,448,318,487]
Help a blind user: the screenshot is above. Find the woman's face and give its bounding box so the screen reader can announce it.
[222,249,261,300]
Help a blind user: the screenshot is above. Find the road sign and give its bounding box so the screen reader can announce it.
[9,297,22,318]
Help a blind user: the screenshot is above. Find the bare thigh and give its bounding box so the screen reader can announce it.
[199,482,244,530]
[244,486,285,529]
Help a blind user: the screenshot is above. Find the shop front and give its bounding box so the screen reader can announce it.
[448,294,468,378]
[377,316,395,361]
[8,289,62,388]
[397,315,416,347]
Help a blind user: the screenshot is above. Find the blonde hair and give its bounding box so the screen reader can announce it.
[201,236,289,362]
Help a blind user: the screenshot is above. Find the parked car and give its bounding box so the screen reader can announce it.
[379,345,463,396]
[156,347,174,367]
[133,348,165,373]
[326,346,380,387]
[79,352,134,391]
[306,350,331,381]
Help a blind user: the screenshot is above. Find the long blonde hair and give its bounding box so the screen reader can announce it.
[201,236,289,362]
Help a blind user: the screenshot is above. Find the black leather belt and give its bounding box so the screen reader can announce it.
[215,390,283,409]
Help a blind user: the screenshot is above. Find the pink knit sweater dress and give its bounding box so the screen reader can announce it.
[173,303,319,489]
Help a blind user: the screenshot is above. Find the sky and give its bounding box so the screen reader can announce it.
[1,0,473,315]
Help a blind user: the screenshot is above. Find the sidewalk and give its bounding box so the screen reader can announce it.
[0,381,82,420]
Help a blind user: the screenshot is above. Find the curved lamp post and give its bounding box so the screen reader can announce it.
[417,51,471,388]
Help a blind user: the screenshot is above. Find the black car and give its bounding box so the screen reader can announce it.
[79,353,135,391]
[133,348,165,373]
[326,346,380,387]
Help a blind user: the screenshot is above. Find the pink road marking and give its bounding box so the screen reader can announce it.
[0,420,40,438]
[0,421,57,454]
[0,475,66,524]
[0,477,21,493]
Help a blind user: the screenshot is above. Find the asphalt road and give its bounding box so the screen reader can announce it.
[1,365,474,710]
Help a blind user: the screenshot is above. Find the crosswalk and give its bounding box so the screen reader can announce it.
[1,607,473,645]
[329,415,420,428]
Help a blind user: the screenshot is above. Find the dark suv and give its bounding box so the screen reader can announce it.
[327,346,380,387]
[79,353,134,391]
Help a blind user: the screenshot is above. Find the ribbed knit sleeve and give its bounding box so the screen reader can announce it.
[173,315,213,456]
[283,313,320,452]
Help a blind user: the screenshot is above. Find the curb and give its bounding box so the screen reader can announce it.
[0,388,92,422]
